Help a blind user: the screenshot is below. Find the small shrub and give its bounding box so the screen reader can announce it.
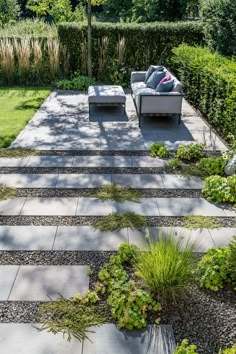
[150,142,170,158]
[183,215,223,229]
[202,175,236,204]
[56,74,95,91]
[117,243,139,263]
[228,236,236,289]
[91,184,140,203]
[136,233,195,303]
[197,157,226,176]
[175,339,198,354]
[0,185,16,201]
[93,212,148,231]
[164,158,182,173]
[197,247,230,291]
[176,143,205,161]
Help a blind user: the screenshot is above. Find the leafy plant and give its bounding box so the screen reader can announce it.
[197,247,230,291]
[0,0,20,27]
[197,157,226,176]
[202,175,236,204]
[93,212,148,231]
[0,185,16,201]
[36,296,106,342]
[165,158,182,173]
[91,184,140,203]
[219,345,236,354]
[56,74,96,91]
[183,215,223,229]
[228,236,236,289]
[175,339,198,353]
[136,233,195,303]
[176,143,205,161]
[150,142,170,158]
[117,243,139,263]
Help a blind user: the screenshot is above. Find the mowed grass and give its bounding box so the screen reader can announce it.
[0,87,51,147]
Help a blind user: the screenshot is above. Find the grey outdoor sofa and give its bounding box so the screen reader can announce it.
[131,67,184,127]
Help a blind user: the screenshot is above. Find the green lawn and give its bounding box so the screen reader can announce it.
[0,87,52,148]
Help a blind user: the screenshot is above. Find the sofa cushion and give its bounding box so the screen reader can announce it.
[131,82,147,95]
[171,78,183,94]
[156,77,175,92]
[146,70,166,89]
[145,65,165,83]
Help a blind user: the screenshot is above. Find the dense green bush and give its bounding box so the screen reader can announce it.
[58,21,203,85]
[150,142,170,158]
[172,45,236,141]
[0,0,21,27]
[175,339,198,354]
[200,0,236,56]
[228,237,236,289]
[176,143,205,161]
[56,74,95,90]
[202,175,236,204]
[197,157,226,176]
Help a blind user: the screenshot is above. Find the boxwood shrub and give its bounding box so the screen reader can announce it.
[58,21,203,85]
[172,45,236,142]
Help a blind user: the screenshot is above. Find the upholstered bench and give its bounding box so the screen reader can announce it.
[88,85,126,115]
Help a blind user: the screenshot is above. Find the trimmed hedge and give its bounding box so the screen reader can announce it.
[172,45,236,142]
[58,21,203,85]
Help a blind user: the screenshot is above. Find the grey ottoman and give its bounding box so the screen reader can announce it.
[88,85,126,115]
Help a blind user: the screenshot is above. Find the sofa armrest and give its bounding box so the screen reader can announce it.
[131,71,146,84]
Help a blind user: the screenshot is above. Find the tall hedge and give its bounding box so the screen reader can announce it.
[58,21,203,85]
[172,45,236,141]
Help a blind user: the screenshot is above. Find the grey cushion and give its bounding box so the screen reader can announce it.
[146,70,166,89]
[88,85,126,104]
[145,65,164,83]
[131,82,147,95]
[156,78,175,93]
[171,78,183,94]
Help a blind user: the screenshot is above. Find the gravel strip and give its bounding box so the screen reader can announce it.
[15,188,202,198]
[0,216,235,227]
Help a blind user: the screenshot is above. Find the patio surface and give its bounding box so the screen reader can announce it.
[11,90,227,151]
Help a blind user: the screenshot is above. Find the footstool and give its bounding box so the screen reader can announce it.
[88,85,126,115]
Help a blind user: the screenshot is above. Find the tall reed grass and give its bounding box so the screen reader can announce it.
[117,37,125,65]
[0,39,14,83]
[32,39,43,78]
[14,38,31,79]
[47,39,60,80]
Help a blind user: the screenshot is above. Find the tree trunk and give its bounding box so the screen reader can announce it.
[87,0,92,77]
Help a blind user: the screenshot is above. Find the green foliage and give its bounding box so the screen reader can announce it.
[0,148,38,157]
[36,296,106,342]
[202,175,236,204]
[150,142,170,158]
[164,158,182,173]
[228,236,236,289]
[172,45,236,142]
[175,339,198,354]
[93,212,148,231]
[0,19,57,37]
[176,143,205,161]
[197,157,226,176]
[197,247,230,291]
[91,184,140,203]
[58,22,203,83]
[56,75,95,91]
[0,185,16,200]
[136,233,195,303]
[0,0,20,27]
[27,0,73,22]
[200,0,236,56]
[98,244,161,330]
[183,215,223,230]
[219,345,236,354]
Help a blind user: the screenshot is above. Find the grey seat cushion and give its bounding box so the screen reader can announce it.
[88,85,126,104]
[131,82,147,95]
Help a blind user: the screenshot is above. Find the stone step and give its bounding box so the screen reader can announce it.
[0,265,88,301]
[0,324,175,354]
[0,197,234,217]
[0,173,203,189]
[0,225,234,251]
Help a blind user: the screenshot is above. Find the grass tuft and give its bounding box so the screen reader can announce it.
[0,148,39,157]
[0,185,16,201]
[93,212,148,231]
[90,184,141,203]
[183,215,223,229]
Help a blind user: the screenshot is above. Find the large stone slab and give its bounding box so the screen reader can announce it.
[56,174,111,188]
[209,228,236,248]
[26,156,74,167]
[0,226,57,250]
[112,174,164,188]
[131,156,166,168]
[0,174,58,188]
[0,157,29,167]
[54,226,128,250]
[0,266,19,300]
[0,198,26,215]
[20,198,78,216]
[112,156,133,167]
[116,198,160,216]
[9,265,89,301]
[73,156,113,167]
[76,197,115,216]
[83,324,176,354]
[0,323,83,354]
[161,175,203,189]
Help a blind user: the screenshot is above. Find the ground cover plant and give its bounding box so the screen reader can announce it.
[0,148,38,157]
[176,143,205,161]
[202,175,236,204]
[175,340,236,353]
[91,184,141,203]
[0,185,16,201]
[93,212,148,231]
[183,215,223,229]
[150,142,170,158]
[0,87,51,147]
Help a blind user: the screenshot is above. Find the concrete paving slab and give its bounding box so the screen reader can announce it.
[0,157,29,167]
[132,156,166,167]
[73,156,113,167]
[0,198,26,215]
[26,156,74,167]
[0,174,58,188]
[209,228,236,248]
[0,323,83,354]
[112,156,133,167]
[117,198,160,216]
[56,174,111,188]
[0,226,57,250]
[54,226,128,250]
[76,197,114,216]
[9,265,89,301]
[156,198,227,216]
[161,175,203,189]
[112,174,164,188]
[0,266,19,300]
[222,207,236,217]
[20,198,78,216]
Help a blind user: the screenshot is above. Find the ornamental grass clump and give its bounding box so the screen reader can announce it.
[183,215,223,230]
[0,185,16,201]
[91,184,140,203]
[93,212,148,231]
[136,233,195,303]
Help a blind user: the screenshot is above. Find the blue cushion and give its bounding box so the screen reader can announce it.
[146,71,166,89]
[145,65,164,83]
[156,78,175,92]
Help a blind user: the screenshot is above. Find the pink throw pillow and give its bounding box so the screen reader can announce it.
[160,75,172,83]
